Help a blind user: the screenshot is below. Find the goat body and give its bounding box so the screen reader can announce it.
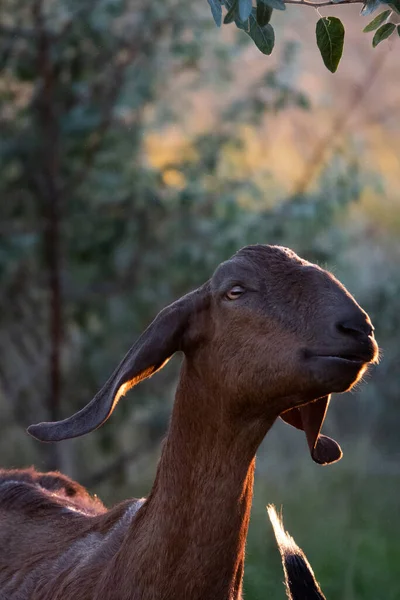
[0,245,378,600]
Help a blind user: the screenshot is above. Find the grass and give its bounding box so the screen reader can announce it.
[244,448,400,600]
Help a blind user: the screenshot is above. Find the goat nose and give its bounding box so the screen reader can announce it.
[336,316,374,338]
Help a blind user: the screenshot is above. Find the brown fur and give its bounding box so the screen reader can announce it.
[0,468,104,511]
[0,245,378,600]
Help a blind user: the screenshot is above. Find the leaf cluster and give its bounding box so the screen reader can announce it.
[207,0,399,72]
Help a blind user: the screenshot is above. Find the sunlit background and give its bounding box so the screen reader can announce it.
[1,1,399,598]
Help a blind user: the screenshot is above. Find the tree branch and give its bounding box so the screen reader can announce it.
[32,0,64,471]
[284,0,363,6]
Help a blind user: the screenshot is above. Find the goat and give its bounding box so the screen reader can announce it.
[0,244,378,600]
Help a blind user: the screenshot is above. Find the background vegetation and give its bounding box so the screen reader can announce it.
[0,1,399,598]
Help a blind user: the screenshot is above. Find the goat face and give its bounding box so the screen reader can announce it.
[192,244,378,464]
[206,244,378,409]
[28,244,378,464]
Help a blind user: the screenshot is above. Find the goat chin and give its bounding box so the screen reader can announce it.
[0,244,378,600]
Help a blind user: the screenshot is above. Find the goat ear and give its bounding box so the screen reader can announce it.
[27,288,209,442]
[280,396,342,465]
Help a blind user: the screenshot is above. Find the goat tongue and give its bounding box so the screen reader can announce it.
[280,395,342,465]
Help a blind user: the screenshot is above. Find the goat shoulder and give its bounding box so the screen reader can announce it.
[0,468,144,600]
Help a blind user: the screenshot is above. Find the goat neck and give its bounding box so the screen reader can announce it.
[106,359,275,600]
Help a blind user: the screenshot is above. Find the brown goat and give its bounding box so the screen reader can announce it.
[0,245,378,600]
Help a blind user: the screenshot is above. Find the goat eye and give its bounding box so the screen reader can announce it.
[226,285,245,300]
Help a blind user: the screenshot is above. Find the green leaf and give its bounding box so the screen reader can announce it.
[363,9,391,31]
[251,22,275,54]
[260,0,285,10]
[224,0,239,23]
[398,24,400,35]
[256,0,273,25]
[316,17,345,73]
[372,22,396,45]
[239,0,253,21]
[363,10,392,33]
[235,8,275,54]
[208,0,222,27]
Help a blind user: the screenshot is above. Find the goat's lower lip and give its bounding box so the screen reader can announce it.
[306,337,378,366]
[305,350,375,365]
[308,352,375,369]
[314,355,365,365]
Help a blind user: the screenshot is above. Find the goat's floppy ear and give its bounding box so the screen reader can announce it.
[280,396,342,465]
[27,288,208,442]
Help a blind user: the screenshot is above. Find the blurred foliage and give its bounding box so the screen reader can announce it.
[0,0,399,598]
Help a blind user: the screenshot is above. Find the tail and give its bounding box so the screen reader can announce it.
[267,505,327,600]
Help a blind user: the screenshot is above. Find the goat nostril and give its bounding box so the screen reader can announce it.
[337,318,374,338]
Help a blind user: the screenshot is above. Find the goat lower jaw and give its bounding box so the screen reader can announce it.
[307,350,375,376]
[298,355,372,399]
